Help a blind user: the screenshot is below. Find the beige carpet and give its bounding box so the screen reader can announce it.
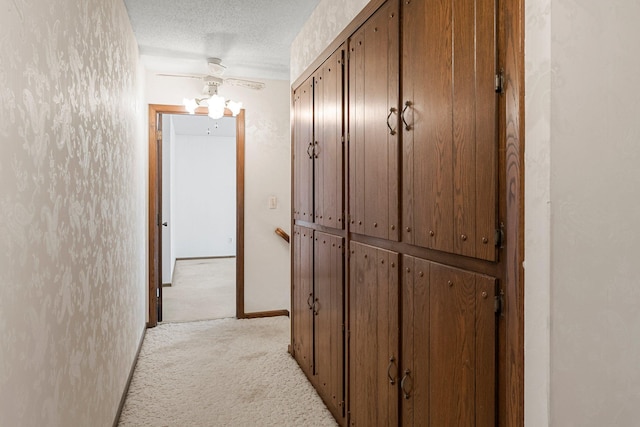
[162,258,236,322]
[118,316,337,427]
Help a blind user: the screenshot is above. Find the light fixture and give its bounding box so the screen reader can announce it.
[182,82,242,119]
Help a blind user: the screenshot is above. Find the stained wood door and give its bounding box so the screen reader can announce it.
[348,0,400,240]
[293,226,314,377]
[314,231,345,419]
[401,0,498,261]
[314,47,345,230]
[402,256,497,426]
[349,242,399,426]
[293,78,314,223]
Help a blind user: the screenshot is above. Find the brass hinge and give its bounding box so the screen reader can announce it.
[495,68,505,94]
[495,222,505,248]
[495,289,505,314]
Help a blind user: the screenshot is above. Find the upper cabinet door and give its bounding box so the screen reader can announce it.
[293,78,314,223]
[348,0,400,241]
[315,48,345,229]
[402,0,498,261]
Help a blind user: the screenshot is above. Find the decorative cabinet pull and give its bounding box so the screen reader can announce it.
[401,369,413,399]
[387,356,397,385]
[313,141,319,158]
[401,101,413,131]
[313,298,320,315]
[386,107,398,135]
[307,293,313,309]
[307,142,314,159]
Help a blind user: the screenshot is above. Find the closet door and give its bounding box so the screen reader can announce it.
[349,242,399,426]
[293,78,314,223]
[292,226,314,377]
[314,232,345,419]
[348,0,400,241]
[315,47,345,229]
[401,256,497,426]
[402,0,498,261]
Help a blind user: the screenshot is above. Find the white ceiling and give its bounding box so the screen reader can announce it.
[123,0,321,81]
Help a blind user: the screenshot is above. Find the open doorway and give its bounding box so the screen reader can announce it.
[148,104,246,327]
[161,114,237,322]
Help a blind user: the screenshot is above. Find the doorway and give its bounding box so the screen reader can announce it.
[147,104,246,327]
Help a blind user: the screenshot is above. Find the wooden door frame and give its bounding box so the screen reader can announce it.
[147,104,246,327]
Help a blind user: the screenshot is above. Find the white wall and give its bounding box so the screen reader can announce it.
[146,73,291,313]
[0,0,147,425]
[296,0,640,425]
[173,133,236,258]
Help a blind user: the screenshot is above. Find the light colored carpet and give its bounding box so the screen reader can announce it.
[162,258,236,322]
[118,316,338,427]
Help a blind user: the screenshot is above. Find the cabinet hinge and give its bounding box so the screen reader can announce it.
[495,68,505,94]
[495,222,505,248]
[495,289,505,314]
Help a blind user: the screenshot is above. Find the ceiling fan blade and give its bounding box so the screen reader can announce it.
[155,73,206,80]
[223,78,266,90]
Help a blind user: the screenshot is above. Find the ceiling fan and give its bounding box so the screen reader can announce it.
[157,57,266,92]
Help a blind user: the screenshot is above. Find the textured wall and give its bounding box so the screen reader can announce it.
[0,0,146,425]
[549,1,640,425]
[145,73,292,313]
[290,0,369,81]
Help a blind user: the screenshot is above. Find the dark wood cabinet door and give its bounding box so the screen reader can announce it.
[402,256,497,426]
[292,226,314,377]
[402,0,498,261]
[314,232,345,419]
[348,0,400,241]
[293,78,314,223]
[315,48,345,229]
[349,242,399,426]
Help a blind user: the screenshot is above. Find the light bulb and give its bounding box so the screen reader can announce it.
[183,98,198,114]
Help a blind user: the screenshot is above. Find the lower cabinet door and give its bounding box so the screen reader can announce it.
[348,242,399,426]
[401,256,497,426]
[292,226,314,378]
[314,231,345,420]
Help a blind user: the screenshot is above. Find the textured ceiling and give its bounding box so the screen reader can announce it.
[124,0,320,81]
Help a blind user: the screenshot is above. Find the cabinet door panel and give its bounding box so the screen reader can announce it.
[349,242,399,426]
[292,226,314,377]
[315,232,345,418]
[402,0,497,260]
[402,257,497,427]
[294,80,314,222]
[348,0,399,240]
[315,49,344,229]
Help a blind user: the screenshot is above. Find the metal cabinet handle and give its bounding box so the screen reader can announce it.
[313,141,319,158]
[307,293,313,309]
[400,369,413,399]
[313,298,320,315]
[387,356,397,385]
[306,142,313,159]
[386,107,398,135]
[401,101,413,131]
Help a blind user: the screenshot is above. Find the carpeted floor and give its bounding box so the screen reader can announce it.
[162,258,236,322]
[118,316,337,427]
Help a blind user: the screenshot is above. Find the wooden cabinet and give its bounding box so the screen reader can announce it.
[401,0,498,261]
[293,80,314,223]
[314,50,345,229]
[314,231,345,419]
[402,256,497,426]
[292,225,314,377]
[348,242,399,426]
[348,0,400,241]
[293,47,345,228]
